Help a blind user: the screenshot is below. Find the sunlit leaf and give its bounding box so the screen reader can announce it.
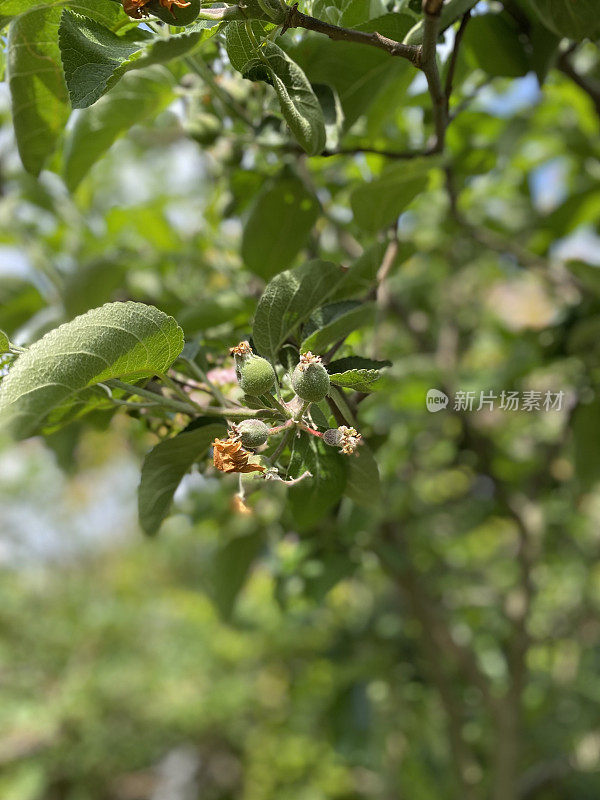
[0,301,184,439]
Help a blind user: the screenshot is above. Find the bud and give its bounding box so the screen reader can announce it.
[291,352,330,403]
[232,419,269,448]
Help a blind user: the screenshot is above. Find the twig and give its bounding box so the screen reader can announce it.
[107,379,279,421]
[160,372,203,411]
[444,10,471,106]
[282,3,421,65]
[421,0,447,151]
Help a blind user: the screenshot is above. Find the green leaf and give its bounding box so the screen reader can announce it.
[527,0,600,41]
[241,174,320,280]
[142,0,201,26]
[463,13,530,78]
[252,260,344,362]
[62,259,127,319]
[329,370,383,392]
[529,22,560,85]
[63,66,175,191]
[403,0,478,44]
[138,421,226,536]
[287,36,410,130]
[350,158,440,232]
[345,445,381,508]
[225,26,326,155]
[266,43,326,155]
[313,83,344,150]
[301,301,375,354]
[224,19,267,74]
[59,11,139,108]
[0,277,45,336]
[208,532,263,620]
[327,356,391,392]
[59,11,212,108]
[7,8,70,175]
[0,330,9,353]
[0,0,124,30]
[312,0,387,27]
[288,432,347,529]
[0,301,184,440]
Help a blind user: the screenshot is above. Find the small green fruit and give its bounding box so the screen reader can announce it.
[239,355,275,396]
[237,419,269,448]
[323,428,343,447]
[292,355,330,403]
[145,0,200,25]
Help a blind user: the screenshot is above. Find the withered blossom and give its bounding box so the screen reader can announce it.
[297,351,323,372]
[229,341,253,357]
[338,426,362,455]
[122,0,190,19]
[212,436,266,474]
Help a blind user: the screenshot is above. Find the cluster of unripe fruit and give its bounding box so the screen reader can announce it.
[212,343,361,479]
[230,342,331,406]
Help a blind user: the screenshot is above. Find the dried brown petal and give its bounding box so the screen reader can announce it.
[229,341,253,357]
[212,437,266,474]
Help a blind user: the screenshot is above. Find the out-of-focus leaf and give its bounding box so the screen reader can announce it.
[288,432,347,529]
[313,83,344,150]
[0,301,184,439]
[7,8,69,175]
[138,421,226,536]
[301,301,375,354]
[463,13,530,78]
[0,278,45,336]
[350,158,440,232]
[529,23,560,85]
[62,260,127,319]
[208,532,263,620]
[346,445,381,507]
[527,0,600,41]
[253,260,344,361]
[287,36,410,129]
[242,175,319,280]
[63,66,175,191]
